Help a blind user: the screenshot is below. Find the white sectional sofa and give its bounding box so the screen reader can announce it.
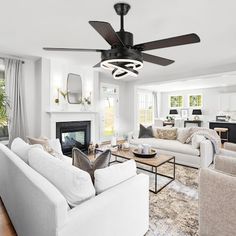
[0,143,149,236]
[129,128,214,168]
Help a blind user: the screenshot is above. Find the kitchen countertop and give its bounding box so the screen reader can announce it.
[209,120,236,124]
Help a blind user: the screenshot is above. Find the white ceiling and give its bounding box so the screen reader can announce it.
[0,0,236,82]
[140,71,236,92]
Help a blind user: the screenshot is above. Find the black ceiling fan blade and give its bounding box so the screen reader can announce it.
[142,53,174,66]
[43,47,105,52]
[135,33,200,51]
[89,21,125,47]
[93,62,101,68]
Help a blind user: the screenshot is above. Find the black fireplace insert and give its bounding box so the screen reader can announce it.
[56,121,91,156]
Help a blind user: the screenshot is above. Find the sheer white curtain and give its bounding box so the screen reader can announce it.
[4,58,27,145]
[152,91,160,118]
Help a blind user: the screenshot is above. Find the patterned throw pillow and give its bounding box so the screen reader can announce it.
[27,137,62,158]
[156,128,177,140]
[72,148,111,181]
[138,124,154,138]
[177,128,191,143]
[27,137,53,153]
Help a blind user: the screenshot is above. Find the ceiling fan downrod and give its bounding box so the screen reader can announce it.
[114,3,131,32]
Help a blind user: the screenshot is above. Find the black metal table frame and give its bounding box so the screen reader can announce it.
[96,149,175,194]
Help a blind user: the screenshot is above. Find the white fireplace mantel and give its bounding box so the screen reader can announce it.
[46,110,98,114]
[47,110,99,142]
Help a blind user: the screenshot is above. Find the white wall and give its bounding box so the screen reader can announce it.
[160,86,236,127]
[35,58,51,137]
[22,59,37,137]
[50,59,96,110]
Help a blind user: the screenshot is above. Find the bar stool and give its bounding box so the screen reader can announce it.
[214,127,229,142]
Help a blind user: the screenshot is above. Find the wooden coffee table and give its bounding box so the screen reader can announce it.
[96,147,175,194]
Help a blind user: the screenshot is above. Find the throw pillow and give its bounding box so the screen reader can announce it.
[156,127,177,140]
[177,128,191,143]
[27,136,53,153]
[28,148,95,208]
[47,138,63,154]
[138,124,154,138]
[94,160,137,194]
[72,148,111,181]
[185,127,210,143]
[11,137,43,163]
[192,135,206,149]
[27,137,63,158]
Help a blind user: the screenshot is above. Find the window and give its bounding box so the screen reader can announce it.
[137,91,154,126]
[169,95,183,108]
[100,83,119,140]
[0,63,8,141]
[189,95,202,107]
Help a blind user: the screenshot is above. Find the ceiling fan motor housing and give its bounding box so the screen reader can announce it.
[116,31,133,47]
[101,47,142,62]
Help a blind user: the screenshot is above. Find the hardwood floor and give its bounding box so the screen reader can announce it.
[0,198,16,236]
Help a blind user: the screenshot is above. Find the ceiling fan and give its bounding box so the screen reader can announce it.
[43,3,200,79]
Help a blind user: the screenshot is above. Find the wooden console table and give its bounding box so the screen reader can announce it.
[184,120,202,127]
[163,121,175,127]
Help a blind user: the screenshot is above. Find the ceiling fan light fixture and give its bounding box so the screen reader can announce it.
[101,58,143,79]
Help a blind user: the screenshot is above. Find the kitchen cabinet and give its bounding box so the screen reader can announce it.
[209,121,236,143]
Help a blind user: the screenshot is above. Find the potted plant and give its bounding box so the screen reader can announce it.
[0,82,9,139]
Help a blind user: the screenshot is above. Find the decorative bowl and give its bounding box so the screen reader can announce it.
[132,149,157,158]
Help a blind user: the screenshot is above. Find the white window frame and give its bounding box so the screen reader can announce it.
[100,82,119,141]
[136,89,154,128]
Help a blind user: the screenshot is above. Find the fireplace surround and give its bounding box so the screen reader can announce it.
[56,121,91,155]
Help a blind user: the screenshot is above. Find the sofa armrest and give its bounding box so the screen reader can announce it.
[219,148,236,158]
[199,168,236,236]
[58,174,149,236]
[223,142,236,152]
[200,140,214,168]
[215,155,236,175]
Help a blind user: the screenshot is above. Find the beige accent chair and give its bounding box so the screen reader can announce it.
[223,142,236,152]
[199,153,236,236]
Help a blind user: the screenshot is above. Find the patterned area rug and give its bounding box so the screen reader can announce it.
[139,163,199,236]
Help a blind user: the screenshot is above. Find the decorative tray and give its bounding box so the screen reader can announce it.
[132,149,157,158]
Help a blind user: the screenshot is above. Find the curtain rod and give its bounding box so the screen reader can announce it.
[0,56,25,64]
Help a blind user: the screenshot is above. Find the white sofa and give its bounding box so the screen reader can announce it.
[0,143,149,236]
[129,129,214,168]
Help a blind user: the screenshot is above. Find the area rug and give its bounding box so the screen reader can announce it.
[138,163,199,236]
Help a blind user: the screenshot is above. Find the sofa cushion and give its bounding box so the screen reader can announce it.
[94,160,137,194]
[155,127,177,140]
[138,124,154,138]
[11,137,43,163]
[28,148,95,207]
[130,138,200,156]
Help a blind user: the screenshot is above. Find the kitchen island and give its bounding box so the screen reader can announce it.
[209,121,236,143]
